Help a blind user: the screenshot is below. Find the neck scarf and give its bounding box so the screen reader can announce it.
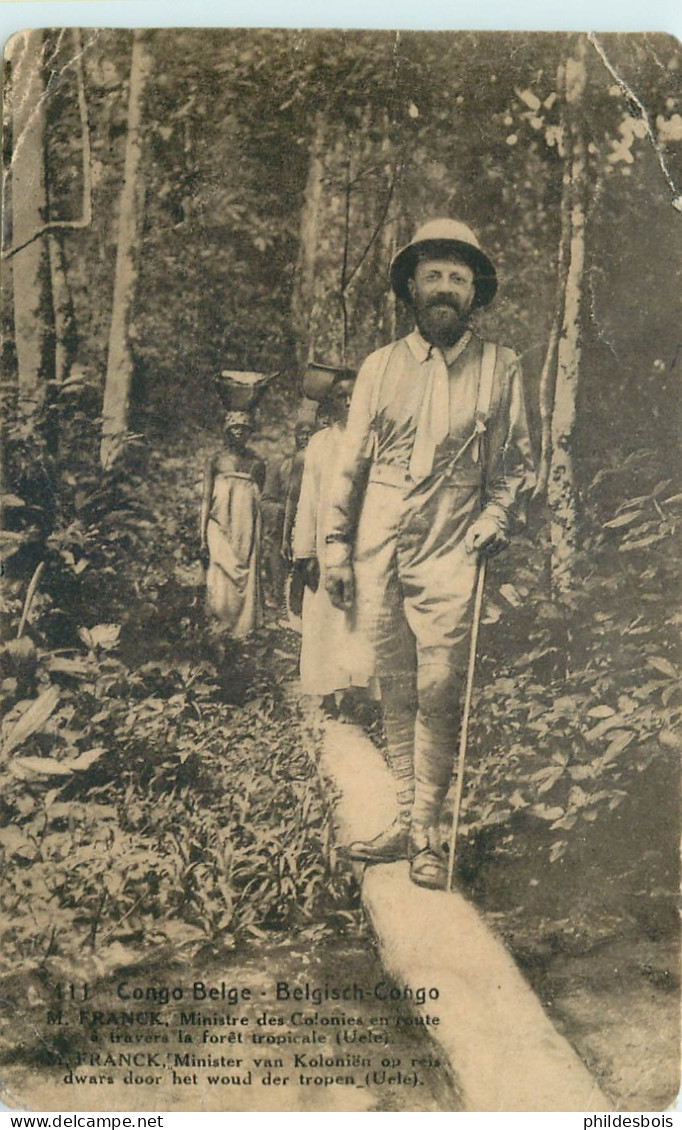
[409,331,472,482]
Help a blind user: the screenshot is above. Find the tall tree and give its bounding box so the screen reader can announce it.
[539,33,682,593]
[48,234,77,384]
[100,30,152,470]
[6,31,55,402]
[42,27,93,387]
[534,65,571,505]
[291,112,326,369]
[291,108,402,367]
[547,39,587,595]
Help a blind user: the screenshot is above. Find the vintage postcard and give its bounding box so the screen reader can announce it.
[0,27,680,1114]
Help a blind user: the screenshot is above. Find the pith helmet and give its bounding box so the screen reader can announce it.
[390,218,497,309]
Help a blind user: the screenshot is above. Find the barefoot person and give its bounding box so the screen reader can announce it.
[200,410,266,638]
[262,420,313,610]
[324,218,535,888]
[280,421,314,567]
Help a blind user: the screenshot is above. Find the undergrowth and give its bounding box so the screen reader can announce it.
[0,402,361,987]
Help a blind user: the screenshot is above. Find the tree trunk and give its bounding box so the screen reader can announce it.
[100,31,152,471]
[291,112,326,368]
[379,217,398,343]
[48,234,77,383]
[292,106,401,370]
[547,38,588,596]
[534,62,570,502]
[8,30,55,403]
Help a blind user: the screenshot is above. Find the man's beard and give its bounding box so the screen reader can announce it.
[414,295,471,348]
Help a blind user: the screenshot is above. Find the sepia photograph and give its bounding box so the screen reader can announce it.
[0,26,680,1113]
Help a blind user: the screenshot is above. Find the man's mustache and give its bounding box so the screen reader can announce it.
[426,295,461,310]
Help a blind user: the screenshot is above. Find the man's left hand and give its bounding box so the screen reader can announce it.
[465,516,508,556]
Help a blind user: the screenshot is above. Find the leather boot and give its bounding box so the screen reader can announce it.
[408,824,447,889]
[347,815,410,863]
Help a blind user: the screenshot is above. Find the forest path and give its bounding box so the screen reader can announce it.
[316,710,612,1113]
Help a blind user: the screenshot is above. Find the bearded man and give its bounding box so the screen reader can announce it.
[323,218,535,889]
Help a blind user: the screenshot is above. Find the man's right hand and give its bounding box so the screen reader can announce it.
[325,564,355,611]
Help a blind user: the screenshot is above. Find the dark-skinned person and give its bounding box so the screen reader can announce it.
[261,419,313,613]
[281,423,316,568]
[323,218,536,889]
[200,409,266,639]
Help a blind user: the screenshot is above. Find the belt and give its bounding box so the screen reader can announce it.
[368,461,482,490]
[368,463,414,489]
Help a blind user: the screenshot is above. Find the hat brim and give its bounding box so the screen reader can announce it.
[390,239,497,309]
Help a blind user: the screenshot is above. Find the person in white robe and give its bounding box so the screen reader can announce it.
[293,375,374,709]
[200,411,266,638]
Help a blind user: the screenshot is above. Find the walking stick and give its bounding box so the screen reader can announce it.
[446,554,488,892]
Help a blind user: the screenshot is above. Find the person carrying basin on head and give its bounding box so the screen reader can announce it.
[200,370,274,639]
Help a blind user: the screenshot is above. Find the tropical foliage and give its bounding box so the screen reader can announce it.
[1,422,358,983]
[1,29,680,986]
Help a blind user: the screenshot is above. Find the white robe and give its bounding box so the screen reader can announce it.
[206,470,263,638]
[293,426,373,695]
